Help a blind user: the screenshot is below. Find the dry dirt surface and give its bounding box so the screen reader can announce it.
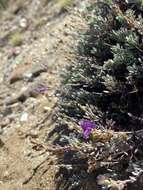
[0,0,88,189]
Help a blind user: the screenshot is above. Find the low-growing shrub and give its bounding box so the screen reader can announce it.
[52,0,143,190]
[59,0,143,131]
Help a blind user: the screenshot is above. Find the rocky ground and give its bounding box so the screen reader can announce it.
[0,0,88,189]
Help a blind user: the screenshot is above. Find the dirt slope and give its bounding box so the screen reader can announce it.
[0,1,88,189]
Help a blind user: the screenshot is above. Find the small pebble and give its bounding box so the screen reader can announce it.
[20,112,28,122]
[19,18,28,29]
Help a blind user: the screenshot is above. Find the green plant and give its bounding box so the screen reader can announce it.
[0,0,8,9]
[53,1,143,190]
[56,0,74,8]
[10,31,23,46]
[59,0,143,131]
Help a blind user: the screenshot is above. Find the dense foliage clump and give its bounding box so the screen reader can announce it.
[59,0,143,131]
[53,1,143,190]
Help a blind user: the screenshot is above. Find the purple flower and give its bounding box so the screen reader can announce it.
[34,86,48,94]
[79,119,96,139]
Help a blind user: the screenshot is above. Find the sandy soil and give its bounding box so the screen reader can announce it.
[0,0,87,189]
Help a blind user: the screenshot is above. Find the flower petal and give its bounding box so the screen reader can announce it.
[83,129,92,139]
[79,120,96,131]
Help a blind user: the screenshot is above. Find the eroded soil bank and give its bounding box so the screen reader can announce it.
[0,0,88,189]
